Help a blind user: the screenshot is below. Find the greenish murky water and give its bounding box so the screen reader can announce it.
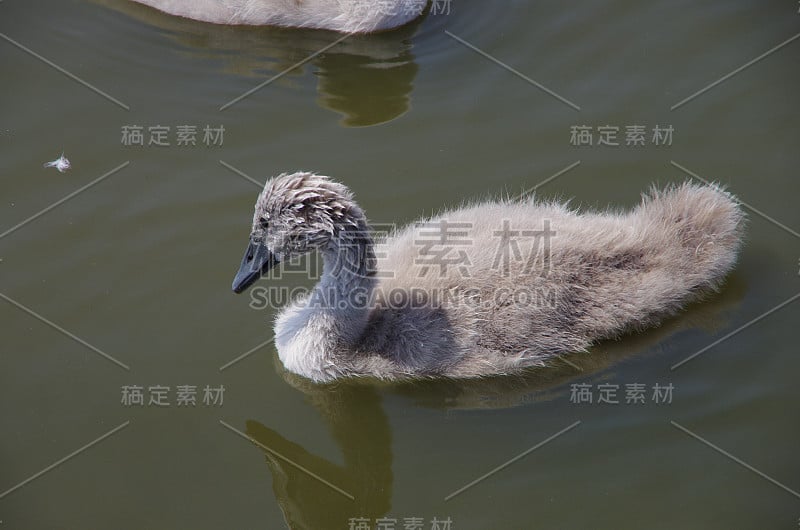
[1,1,799,528]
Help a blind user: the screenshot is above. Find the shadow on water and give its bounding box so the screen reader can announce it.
[246,385,391,530]
[95,0,423,126]
[243,277,744,529]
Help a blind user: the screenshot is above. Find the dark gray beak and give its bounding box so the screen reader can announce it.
[232,239,279,293]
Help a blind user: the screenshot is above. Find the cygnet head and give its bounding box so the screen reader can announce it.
[232,172,365,293]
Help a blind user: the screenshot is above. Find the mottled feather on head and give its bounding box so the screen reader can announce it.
[251,172,365,258]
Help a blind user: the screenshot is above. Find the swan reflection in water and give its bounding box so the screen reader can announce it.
[97,0,423,126]
[242,278,743,529]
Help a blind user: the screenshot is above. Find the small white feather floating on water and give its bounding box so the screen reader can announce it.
[43,152,71,173]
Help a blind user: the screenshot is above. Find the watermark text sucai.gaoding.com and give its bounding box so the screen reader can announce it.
[248,284,560,312]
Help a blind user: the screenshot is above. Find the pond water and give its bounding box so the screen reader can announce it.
[1,1,798,528]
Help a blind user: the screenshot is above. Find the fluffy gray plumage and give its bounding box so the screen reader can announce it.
[129,0,427,33]
[232,172,745,382]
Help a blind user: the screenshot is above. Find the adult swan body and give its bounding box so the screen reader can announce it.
[232,173,744,382]
[130,0,428,33]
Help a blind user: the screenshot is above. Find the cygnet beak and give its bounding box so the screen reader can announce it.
[232,238,280,293]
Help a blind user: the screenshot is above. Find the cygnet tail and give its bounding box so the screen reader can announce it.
[577,182,745,339]
[636,181,744,290]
